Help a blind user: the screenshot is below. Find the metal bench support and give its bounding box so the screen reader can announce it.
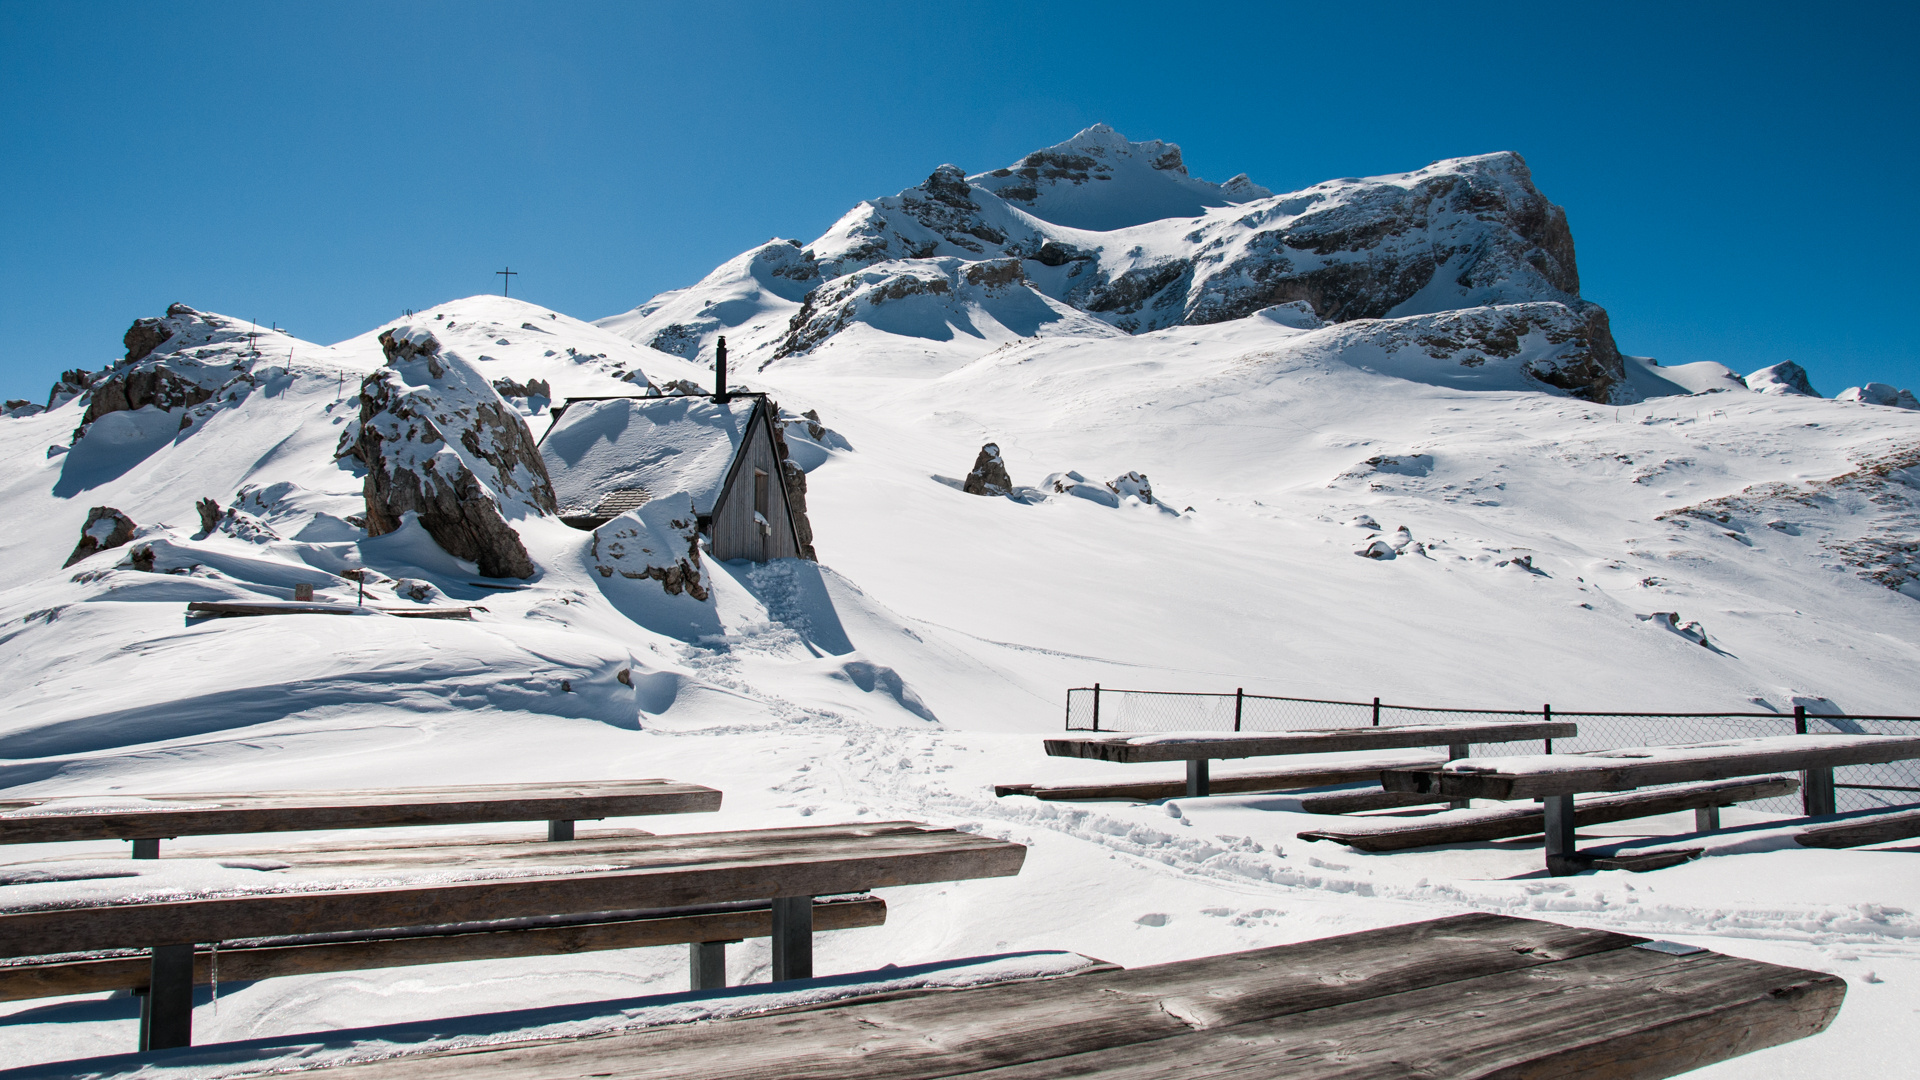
[131,839,160,860]
[689,941,728,991]
[1447,743,1471,809]
[1186,759,1210,798]
[547,819,575,842]
[770,896,813,982]
[1802,766,1836,817]
[1695,805,1721,832]
[1543,794,1580,876]
[139,944,194,1051]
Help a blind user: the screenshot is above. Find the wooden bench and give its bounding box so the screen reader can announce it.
[1383,734,1920,874]
[1299,775,1800,852]
[0,821,1025,1052]
[1045,721,1575,798]
[0,779,723,856]
[295,913,1846,1080]
[994,751,1446,801]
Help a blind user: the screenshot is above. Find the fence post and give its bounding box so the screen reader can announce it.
[1092,684,1100,732]
[1234,688,1243,732]
[1544,703,1553,753]
[1794,705,1807,735]
[1372,697,1380,727]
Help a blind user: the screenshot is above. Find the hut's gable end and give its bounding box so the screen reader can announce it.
[709,402,804,562]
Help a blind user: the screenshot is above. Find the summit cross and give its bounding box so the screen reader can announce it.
[496,267,518,296]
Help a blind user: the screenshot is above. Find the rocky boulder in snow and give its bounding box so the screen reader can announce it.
[339,326,558,579]
[964,443,1013,495]
[1308,301,1626,403]
[63,506,136,567]
[1837,383,1920,410]
[590,501,709,601]
[1744,361,1820,397]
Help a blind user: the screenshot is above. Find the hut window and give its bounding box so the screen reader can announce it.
[754,469,769,518]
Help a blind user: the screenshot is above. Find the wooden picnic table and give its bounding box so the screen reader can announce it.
[1381,733,1920,874]
[0,820,1026,1052]
[299,913,1845,1080]
[0,779,723,856]
[1045,721,1575,797]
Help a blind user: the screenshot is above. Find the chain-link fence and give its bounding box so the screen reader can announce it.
[1064,685,1920,815]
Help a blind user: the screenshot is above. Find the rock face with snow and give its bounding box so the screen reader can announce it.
[964,443,1013,495]
[1837,383,1920,410]
[58,305,279,440]
[602,126,1623,401]
[340,326,557,579]
[62,506,136,567]
[1744,361,1821,397]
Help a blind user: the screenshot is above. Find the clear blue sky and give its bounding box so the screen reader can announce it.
[3,1,1914,400]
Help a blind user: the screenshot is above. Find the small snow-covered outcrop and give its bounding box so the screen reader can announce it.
[964,443,1013,495]
[1743,361,1821,397]
[1298,301,1626,403]
[63,506,136,567]
[340,325,557,579]
[589,501,708,600]
[1836,383,1920,410]
[59,305,277,440]
[1040,470,1171,511]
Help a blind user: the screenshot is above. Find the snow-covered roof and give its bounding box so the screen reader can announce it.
[540,396,758,516]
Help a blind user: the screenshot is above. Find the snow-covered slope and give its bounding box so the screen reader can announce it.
[6,131,1920,1076]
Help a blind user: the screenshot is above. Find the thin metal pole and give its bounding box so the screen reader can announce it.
[1091,683,1100,732]
[689,941,728,991]
[1543,794,1578,876]
[1186,758,1210,798]
[1234,688,1243,732]
[1371,696,1380,726]
[140,944,195,1050]
[770,896,813,981]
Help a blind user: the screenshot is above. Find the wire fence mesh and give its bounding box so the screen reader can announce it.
[1064,686,1920,815]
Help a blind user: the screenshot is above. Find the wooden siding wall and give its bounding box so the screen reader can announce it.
[709,407,801,562]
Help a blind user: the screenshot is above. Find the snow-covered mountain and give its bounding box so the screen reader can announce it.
[6,128,1920,1074]
[600,125,1618,397]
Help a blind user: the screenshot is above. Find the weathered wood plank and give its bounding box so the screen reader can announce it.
[946,942,1845,1079]
[1298,776,1800,852]
[0,897,886,1002]
[1589,848,1704,873]
[993,753,1447,801]
[1045,722,1575,764]
[185,601,479,620]
[0,822,1023,956]
[314,915,1837,1080]
[0,780,722,844]
[1795,806,1920,849]
[1382,734,1920,800]
[1294,788,1446,814]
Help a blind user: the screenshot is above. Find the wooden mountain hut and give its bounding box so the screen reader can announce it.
[539,393,814,562]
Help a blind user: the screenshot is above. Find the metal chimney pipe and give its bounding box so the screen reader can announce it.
[714,336,728,402]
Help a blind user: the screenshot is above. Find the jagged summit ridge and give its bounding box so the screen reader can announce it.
[966,123,1273,231]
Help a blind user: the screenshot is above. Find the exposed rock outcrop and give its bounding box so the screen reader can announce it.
[1837,384,1920,410]
[964,443,1013,495]
[1744,361,1821,397]
[64,507,136,567]
[338,325,557,579]
[590,502,709,600]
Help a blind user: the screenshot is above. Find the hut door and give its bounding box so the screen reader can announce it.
[753,469,770,558]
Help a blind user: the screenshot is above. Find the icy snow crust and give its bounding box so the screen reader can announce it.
[5,138,1920,1074]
